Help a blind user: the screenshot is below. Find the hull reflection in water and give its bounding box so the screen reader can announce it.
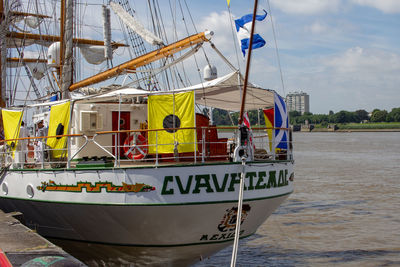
[49,238,229,266]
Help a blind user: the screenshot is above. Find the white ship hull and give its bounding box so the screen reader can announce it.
[0,160,293,262]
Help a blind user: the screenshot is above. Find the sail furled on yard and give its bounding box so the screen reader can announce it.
[102,5,113,60]
[148,91,196,154]
[110,1,164,46]
[79,46,108,65]
[46,102,70,158]
[1,109,23,157]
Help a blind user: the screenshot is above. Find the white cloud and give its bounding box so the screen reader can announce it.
[270,0,342,15]
[325,47,400,73]
[351,0,400,14]
[303,47,400,112]
[198,11,234,50]
[307,21,328,34]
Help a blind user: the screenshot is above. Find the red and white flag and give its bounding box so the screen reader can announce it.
[243,112,255,149]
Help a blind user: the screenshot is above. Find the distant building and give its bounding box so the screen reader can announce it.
[286,91,310,115]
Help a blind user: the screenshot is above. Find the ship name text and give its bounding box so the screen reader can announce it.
[161,169,289,195]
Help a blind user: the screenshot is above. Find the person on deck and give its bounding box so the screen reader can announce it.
[15,121,29,168]
[34,120,48,163]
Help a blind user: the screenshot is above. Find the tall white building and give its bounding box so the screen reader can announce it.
[286,91,310,114]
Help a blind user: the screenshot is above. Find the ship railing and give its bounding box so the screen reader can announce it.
[0,126,292,169]
[87,126,292,166]
[0,134,84,169]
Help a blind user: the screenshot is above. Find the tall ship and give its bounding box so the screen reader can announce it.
[0,0,293,265]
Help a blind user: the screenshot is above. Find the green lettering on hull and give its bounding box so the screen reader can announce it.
[161,169,290,195]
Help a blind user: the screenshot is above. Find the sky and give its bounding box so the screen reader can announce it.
[184,0,400,114]
[17,0,400,114]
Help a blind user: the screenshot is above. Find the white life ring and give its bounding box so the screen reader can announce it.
[123,134,148,160]
[5,155,13,166]
[233,145,254,162]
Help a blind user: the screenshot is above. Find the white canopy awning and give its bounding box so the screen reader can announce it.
[175,71,275,111]
[72,71,276,111]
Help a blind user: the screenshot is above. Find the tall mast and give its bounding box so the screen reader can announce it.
[59,0,65,81]
[0,0,5,108]
[61,0,73,99]
[231,1,259,267]
[238,0,259,125]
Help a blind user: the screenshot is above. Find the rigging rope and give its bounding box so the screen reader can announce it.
[227,5,242,74]
[266,0,286,96]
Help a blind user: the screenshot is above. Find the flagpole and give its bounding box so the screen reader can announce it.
[231,2,259,266]
[238,0,259,125]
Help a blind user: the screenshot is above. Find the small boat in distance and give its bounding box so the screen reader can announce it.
[0,0,293,265]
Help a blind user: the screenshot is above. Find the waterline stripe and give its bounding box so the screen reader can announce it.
[0,191,292,206]
[47,232,256,247]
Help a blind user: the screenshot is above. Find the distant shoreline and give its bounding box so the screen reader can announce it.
[305,128,400,133]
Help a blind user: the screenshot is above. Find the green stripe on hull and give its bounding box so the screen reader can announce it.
[7,160,292,172]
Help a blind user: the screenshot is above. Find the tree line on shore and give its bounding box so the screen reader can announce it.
[289,108,400,125]
[206,107,400,126]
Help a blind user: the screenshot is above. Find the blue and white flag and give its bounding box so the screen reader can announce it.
[235,10,267,57]
[274,93,288,150]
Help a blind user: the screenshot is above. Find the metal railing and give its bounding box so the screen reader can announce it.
[0,126,292,169]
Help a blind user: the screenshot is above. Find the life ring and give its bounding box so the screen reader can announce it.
[123,134,148,160]
[233,144,254,162]
[5,155,13,166]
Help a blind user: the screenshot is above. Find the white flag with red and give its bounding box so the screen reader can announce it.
[243,112,255,149]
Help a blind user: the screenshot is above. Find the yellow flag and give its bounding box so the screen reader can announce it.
[227,0,231,7]
[263,108,274,152]
[1,109,23,157]
[47,102,70,158]
[148,91,196,154]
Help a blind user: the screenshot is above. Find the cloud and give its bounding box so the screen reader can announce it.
[351,0,400,14]
[270,0,342,15]
[198,11,234,50]
[325,46,400,73]
[306,47,400,112]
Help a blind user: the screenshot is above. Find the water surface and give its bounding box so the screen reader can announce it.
[195,132,400,266]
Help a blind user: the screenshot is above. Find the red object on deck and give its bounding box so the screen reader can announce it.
[158,114,228,162]
[0,249,12,267]
[196,113,228,161]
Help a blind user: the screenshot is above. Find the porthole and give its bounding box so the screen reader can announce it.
[27,184,34,198]
[2,182,8,195]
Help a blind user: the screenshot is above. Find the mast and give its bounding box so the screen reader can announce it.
[59,0,65,82]
[0,0,5,108]
[61,0,73,99]
[231,1,259,267]
[238,0,259,125]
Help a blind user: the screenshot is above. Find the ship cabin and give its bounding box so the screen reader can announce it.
[0,72,292,170]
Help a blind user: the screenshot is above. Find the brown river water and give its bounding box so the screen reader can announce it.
[195,131,400,266]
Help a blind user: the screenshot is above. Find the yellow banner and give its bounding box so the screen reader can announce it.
[46,102,70,158]
[148,91,196,154]
[263,108,274,152]
[1,109,23,156]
